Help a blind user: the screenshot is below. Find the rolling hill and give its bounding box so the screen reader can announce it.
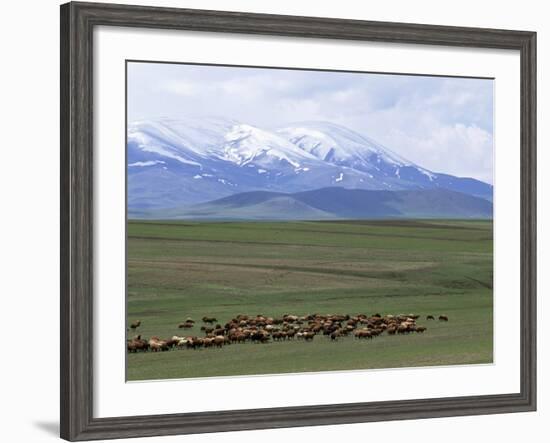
[155,187,493,220]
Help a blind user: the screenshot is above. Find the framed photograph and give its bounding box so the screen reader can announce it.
[60,1,536,440]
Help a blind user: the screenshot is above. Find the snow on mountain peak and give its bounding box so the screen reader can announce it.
[127,117,435,184]
[222,123,318,168]
[277,121,412,170]
[128,117,236,155]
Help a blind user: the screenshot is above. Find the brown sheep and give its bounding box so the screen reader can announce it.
[211,335,225,347]
[137,310,448,355]
[165,337,180,348]
[397,323,410,334]
[370,329,382,337]
[148,338,169,352]
[235,332,247,343]
[127,335,148,352]
[192,337,205,349]
[251,331,270,343]
[130,320,141,330]
[354,329,372,339]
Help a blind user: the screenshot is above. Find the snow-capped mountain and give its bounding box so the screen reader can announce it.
[277,121,449,189]
[277,121,411,171]
[223,124,319,168]
[127,117,492,216]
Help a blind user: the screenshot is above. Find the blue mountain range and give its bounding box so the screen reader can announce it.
[127,117,493,219]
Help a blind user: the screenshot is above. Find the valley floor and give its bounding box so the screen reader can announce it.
[126,219,493,381]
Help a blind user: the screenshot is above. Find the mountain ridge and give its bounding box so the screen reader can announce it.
[127,117,493,212]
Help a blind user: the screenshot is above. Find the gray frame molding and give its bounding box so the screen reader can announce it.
[60,2,536,441]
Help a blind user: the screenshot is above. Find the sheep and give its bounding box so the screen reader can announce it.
[177,338,189,348]
[127,335,149,352]
[133,310,451,356]
[164,337,180,348]
[187,337,204,349]
[130,320,141,330]
[234,332,247,343]
[397,323,410,334]
[251,331,270,343]
[212,335,225,348]
[148,337,169,352]
[354,329,372,339]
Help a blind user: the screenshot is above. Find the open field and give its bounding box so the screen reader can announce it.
[127,219,493,381]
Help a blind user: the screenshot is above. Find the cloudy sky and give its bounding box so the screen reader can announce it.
[127,62,494,184]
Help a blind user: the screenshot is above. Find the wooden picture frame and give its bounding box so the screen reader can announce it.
[60,1,536,440]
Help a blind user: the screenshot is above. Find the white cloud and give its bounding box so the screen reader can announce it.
[371,124,493,183]
[160,81,199,97]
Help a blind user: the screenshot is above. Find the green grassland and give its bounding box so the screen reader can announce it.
[127,219,493,381]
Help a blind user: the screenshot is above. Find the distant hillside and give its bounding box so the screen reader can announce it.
[145,187,493,220]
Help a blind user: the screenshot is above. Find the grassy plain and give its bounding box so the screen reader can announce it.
[127,219,493,381]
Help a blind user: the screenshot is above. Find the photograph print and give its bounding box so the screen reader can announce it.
[126,61,494,381]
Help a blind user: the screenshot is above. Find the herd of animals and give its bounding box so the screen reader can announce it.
[127,312,450,353]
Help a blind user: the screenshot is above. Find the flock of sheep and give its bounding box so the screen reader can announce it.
[127,312,449,353]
